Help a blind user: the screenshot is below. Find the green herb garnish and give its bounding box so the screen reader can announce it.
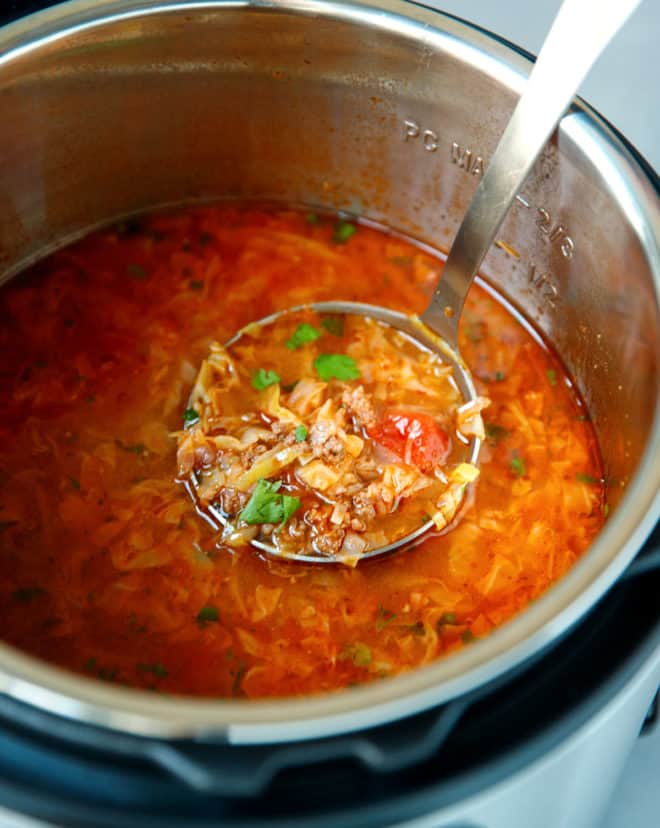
[401,621,426,636]
[69,477,81,490]
[286,323,322,350]
[232,661,248,696]
[484,423,509,444]
[320,317,344,337]
[494,371,505,382]
[314,354,360,382]
[332,220,357,244]
[510,453,527,477]
[11,587,45,603]
[252,368,281,391]
[116,218,142,237]
[294,424,308,442]
[461,629,476,644]
[239,479,301,527]
[116,440,148,455]
[603,503,610,517]
[197,605,219,625]
[127,263,147,280]
[375,604,397,631]
[137,662,168,678]
[341,642,372,668]
[576,472,600,485]
[437,612,457,629]
[546,369,557,386]
[183,408,200,427]
[306,212,319,225]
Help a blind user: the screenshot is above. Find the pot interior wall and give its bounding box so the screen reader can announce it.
[0,1,658,509]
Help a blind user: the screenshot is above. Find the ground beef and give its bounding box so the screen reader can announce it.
[341,385,376,429]
[244,442,268,467]
[219,486,248,516]
[271,421,297,446]
[303,506,346,555]
[314,527,346,557]
[352,490,376,522]
[309,421,346,464]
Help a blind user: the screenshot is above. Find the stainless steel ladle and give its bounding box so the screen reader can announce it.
[195,0,641,563]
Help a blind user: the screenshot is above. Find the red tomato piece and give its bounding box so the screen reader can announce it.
[367,411,450,472]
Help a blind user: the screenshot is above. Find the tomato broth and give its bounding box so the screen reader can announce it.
[0,206,604,698]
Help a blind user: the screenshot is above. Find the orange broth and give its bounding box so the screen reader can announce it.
[0,205,604,697]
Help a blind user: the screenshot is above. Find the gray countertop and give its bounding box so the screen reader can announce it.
[421,2,659,826]
[424,0,659,172]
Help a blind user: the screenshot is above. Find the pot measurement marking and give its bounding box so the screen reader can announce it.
[402,119,570,303]
[527,262,559,307]
[402,120,576,258]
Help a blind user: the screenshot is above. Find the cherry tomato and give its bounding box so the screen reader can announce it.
[367,411,450,472]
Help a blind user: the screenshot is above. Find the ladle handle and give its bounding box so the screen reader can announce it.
[421,0,642,343]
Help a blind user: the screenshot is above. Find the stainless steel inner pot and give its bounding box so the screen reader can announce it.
[0,0,658,745]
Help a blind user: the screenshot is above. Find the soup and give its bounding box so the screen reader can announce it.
[179,308,485,562]
[0,205,604,698]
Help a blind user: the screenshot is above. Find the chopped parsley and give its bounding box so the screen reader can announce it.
[603,503,610,517]
[461,629,476,644]
[69,477,81,490]
[294,424,308,442]
[116,440,148,456]
[306,212,320,225]
[313,354,360,382]
[576,472,600,485]
[232,661,248,696]
[375,604,397,631]
[401,621,426,636]
[183,407,200,427]
[510,453,527,477]
[11,587,45,603]
[332,220,357,244]
[320,316,344,337]
[137,662,168,678]
[494,371,505,382]
[341,642,372,668]
[437,612,457,629]
[127,263,147,280]
[484,422,509,445]
[239,479,301,526]
[115,218,142,236]
[286,323,322,350]
[546,369,557,386]
[197,605,219,625]
[465,321,485,343]
[252,368,281,390]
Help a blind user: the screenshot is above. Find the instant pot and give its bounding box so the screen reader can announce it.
[0,1,658,825]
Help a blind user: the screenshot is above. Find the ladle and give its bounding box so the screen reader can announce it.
[190,0,641,563]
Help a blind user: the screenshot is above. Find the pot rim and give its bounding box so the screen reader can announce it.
[0,0,658,745]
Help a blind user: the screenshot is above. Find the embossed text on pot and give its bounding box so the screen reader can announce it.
[0,0,657,742]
